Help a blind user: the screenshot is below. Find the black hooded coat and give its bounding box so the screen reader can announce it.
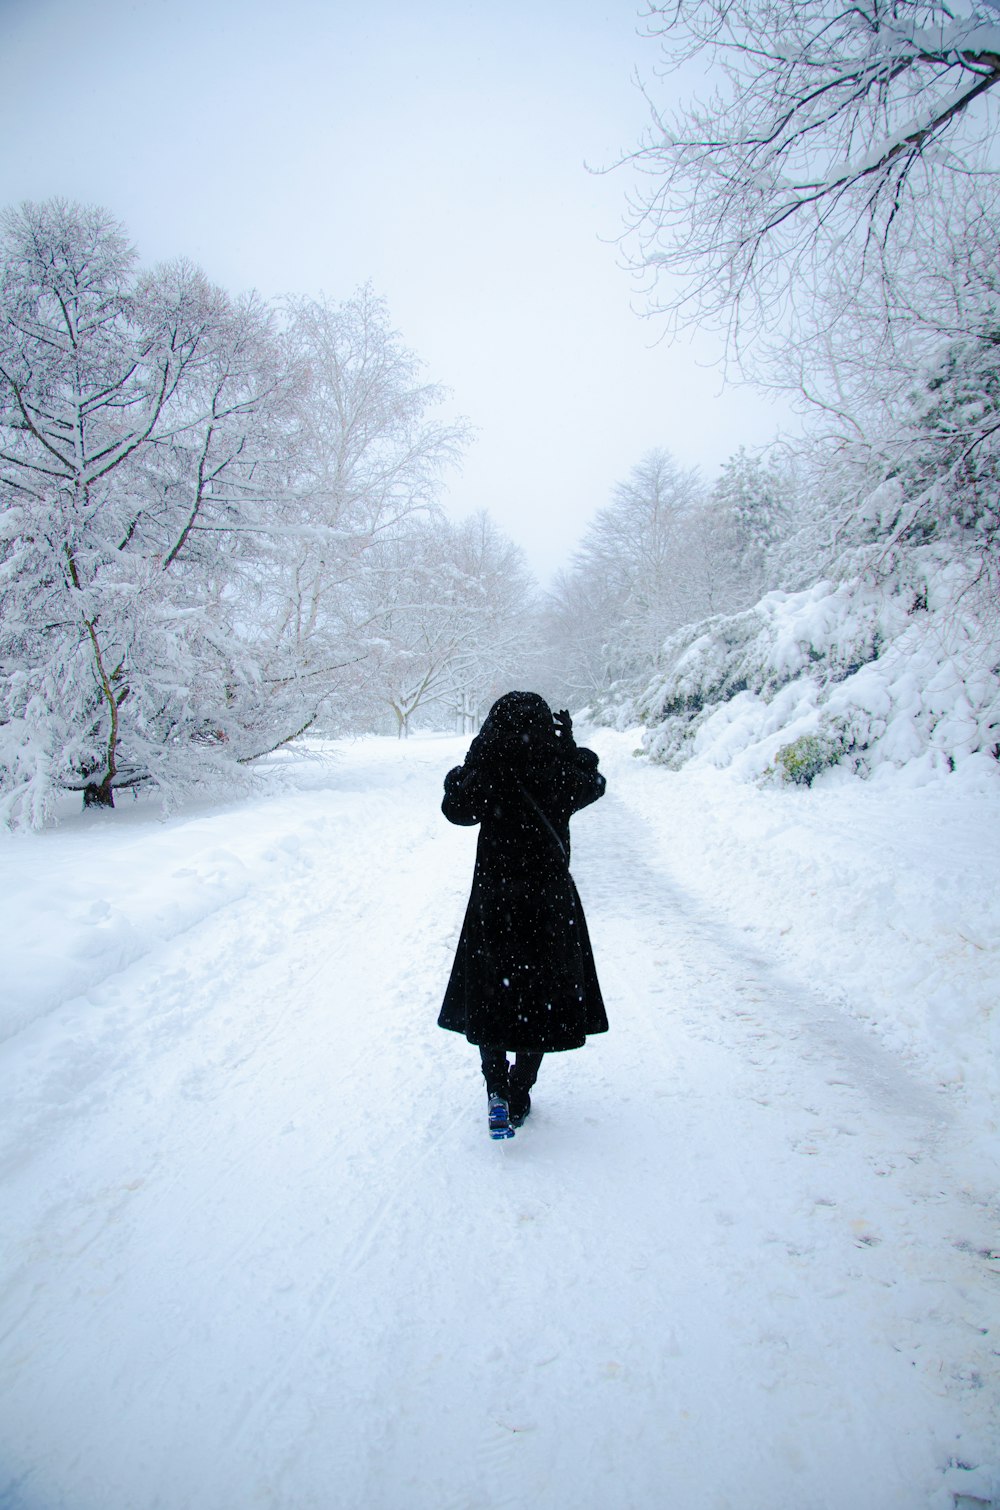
[438,692,608,1052]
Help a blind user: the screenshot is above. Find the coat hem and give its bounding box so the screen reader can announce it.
[437,1020,607,1052]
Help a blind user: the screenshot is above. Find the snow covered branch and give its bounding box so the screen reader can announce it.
[624,1,1000,355]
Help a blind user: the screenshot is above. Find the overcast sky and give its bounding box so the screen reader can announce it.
[0,0,790,581]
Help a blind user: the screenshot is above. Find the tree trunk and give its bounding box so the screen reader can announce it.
[83,779,115,809]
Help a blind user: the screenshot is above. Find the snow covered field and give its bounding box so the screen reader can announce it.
[1,730,998,1510]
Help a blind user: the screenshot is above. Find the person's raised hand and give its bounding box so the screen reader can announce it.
[553,709,575,746]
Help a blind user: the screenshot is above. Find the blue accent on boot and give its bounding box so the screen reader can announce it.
[488,1093,515,1139]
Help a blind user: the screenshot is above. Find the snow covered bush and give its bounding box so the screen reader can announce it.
[627,546,999,785]
[769,731,845,788]
[588,259,1000,790]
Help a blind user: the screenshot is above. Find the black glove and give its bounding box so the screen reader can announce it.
[553,709,575,748]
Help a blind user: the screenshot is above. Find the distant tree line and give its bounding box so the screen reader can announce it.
[538,445,796,709]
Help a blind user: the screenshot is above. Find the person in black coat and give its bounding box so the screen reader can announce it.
[438,690,608,1138]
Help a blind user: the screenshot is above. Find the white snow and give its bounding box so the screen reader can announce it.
[597,731,1000,1176]
[1,731,998,1510]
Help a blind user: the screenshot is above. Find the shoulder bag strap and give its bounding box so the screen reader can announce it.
[518,781,569,865]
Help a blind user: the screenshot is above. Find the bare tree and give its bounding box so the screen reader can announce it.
[624,1,1000,362]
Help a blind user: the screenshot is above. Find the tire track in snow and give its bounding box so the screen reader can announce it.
[577,783,948,1131]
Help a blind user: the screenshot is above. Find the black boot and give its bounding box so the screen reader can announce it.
[507,1084,531,1127]
[480,1048,514,1138]
[508,1050,542,1127]
[479,1047,510,1098]
[508,1050,543,1126]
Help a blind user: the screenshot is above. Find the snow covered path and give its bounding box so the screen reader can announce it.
[1,734,997,1510]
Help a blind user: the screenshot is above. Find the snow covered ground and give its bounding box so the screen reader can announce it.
[1,730,998,1510]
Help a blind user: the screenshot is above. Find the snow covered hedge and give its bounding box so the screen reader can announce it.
[620,547,999,787]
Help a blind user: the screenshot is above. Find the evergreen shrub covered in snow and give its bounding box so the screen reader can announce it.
[622,546,999,785]
[769,731,844,787]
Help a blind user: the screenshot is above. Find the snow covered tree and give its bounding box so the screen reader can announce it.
[626,0,1000,363]
[619,4,1000,598]
[586,8,1000,775]
[353,511,537,736]
[538,566,616,709]
[0,200,301,820]
[838,307,1000,583]
[0,205,468,825]
[262,288,469,733]
[906,319,1000,538]
[283,286,464,538]
[539,446,803,712]
[345,516,464,736]
[707,447,793,601]
[436,511,539,731]
[557,450,706,689]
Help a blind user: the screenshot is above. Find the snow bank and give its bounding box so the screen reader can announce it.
[622,549,1000,789]
[593,728,1000,1165]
